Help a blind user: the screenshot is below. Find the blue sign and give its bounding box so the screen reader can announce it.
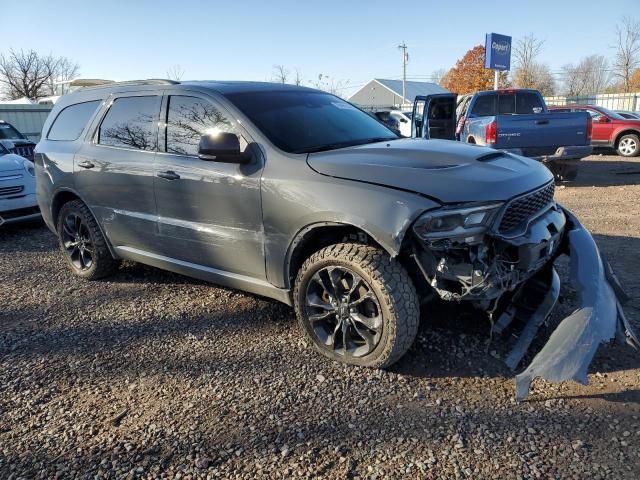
[485,33,512,71]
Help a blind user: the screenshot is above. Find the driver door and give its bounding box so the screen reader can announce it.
[411,94,457,140]
[153,92,265,278]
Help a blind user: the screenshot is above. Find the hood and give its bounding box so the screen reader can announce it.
[0,153,27,173]
[307,138,554,203]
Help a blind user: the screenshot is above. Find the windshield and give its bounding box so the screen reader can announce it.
[596,106,627,120]
[0,123,25,140]
[225,90,398,153]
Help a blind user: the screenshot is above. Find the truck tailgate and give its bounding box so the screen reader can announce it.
[495,112,590,154]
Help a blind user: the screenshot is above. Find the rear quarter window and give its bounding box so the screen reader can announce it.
[47,100,102,141]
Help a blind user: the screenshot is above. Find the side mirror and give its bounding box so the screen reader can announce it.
[400,118,408,123]
[597,116,610,123]
[198,132,249,163]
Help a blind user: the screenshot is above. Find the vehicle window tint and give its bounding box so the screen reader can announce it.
[48,100,101,141]
[0,123,25,140]
[166,96,237,156]
[498,94,515,114]
[516,92,544,114]
[470,95,496,116]
[578,109,601,120]
[98,96,159,151]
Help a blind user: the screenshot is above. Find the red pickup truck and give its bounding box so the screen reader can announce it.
[549,105,640,157]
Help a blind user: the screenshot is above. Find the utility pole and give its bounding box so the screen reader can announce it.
[398,42,408,104]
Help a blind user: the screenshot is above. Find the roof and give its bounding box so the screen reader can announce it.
[76,79,317,95]
[181,80,316,94]
[349,79,448,103]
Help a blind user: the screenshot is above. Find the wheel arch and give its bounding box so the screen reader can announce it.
[614,129,640,148]
[284,222,395,289]
[51,188,119,259]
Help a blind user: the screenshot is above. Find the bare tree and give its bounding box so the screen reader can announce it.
[430,68,447,85]
[562,55,611,95]
[613,16,640,92]
[272,64,289,84]
[45,56,79,96]
[513,63,556,95]
[0,49,79,100]
[512,33,544,89]
[166,65,185,81]
[293,69,303,86]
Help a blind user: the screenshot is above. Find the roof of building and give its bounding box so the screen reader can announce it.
[349,78,449,103]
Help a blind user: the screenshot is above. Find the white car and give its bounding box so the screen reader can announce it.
[0,141,39,226]
[374,109,412,137]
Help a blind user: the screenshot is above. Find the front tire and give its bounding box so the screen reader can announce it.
[56,200,120,280]
[617,133,640,157]
[294,243,419,368]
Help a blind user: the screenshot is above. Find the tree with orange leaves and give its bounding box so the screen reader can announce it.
[441,45,508,94]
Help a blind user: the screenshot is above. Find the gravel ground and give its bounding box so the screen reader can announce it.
[1,154,639,479]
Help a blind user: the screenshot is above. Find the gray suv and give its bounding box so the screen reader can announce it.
[35,80,635,399]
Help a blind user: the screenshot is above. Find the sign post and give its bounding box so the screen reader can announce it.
[484,33,512,90]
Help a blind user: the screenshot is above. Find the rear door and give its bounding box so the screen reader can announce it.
[153,92,265,278]
[74,92,161,250]
[411,94,457,139]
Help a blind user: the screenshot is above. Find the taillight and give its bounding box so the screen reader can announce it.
[485,120,497,144]
[586,116,592,142]
[456,116,466,135]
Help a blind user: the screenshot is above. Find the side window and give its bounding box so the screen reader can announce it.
[47,100,101,141]
[166,96,238,156]
[577,108,601,121]
[470,95,496,116]
[516,92,544,114]
[98,96,160,151]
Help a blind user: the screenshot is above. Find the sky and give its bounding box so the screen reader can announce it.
[4,0,638,97]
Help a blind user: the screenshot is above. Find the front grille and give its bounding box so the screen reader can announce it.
[11,145,35,161]
[498,183,555,233]
[0,185,24,197]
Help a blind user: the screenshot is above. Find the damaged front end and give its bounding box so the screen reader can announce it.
[410,182,639,400]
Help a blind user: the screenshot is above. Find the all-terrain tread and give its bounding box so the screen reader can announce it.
[57,200,120,280]
[294,243,419,368]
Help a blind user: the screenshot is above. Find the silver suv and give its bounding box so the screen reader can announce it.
[35,80,636,399]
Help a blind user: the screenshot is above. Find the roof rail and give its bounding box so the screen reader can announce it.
[84,79,180,90]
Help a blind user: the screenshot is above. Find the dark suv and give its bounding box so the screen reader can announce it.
[35,80,634,399]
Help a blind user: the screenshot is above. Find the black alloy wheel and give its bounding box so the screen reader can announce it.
[61,212,94,271]
[304,266,383,358]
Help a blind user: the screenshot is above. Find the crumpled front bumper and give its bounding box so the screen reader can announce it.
[513,207,639,400]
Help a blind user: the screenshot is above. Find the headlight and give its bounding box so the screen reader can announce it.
[413,203,503,240]
[23,159,35,177]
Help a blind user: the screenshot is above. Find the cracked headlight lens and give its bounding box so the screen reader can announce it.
[413,203,503,240]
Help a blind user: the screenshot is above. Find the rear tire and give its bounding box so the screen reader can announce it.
[294,243,419,368]
[616,133,640,157]
[56,200,120,280]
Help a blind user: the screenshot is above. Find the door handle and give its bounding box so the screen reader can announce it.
[77,160,95,169]
[535,119,549,125]
[157,170,181,180]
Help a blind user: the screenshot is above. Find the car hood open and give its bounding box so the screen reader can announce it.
[307,138,554,203]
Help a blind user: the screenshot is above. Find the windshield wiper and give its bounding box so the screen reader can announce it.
[296,137,398,154]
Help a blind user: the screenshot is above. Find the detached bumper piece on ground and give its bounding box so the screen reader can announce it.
[503,208,639,400]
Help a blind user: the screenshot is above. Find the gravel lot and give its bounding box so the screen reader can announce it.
[1,154,639,479]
